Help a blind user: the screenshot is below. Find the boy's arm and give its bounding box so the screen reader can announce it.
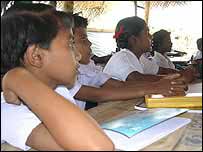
[179,65,199,83]
[74,73,187,102]
[126,71,163,82]
[157,66,199,83]
[2,67,114,151]
[158,67,178,75]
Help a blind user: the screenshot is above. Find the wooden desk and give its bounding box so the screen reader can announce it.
[1,81,202,151]
[87,98,202,151]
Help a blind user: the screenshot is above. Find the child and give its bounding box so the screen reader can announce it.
[1,11,114,151]
[2,8,188,108]
[193,38,202,62]
[192,38,202,78]
[68,14,187,110]
[151,29,175,69]
[103,16,196,84]
[151,29,199,81]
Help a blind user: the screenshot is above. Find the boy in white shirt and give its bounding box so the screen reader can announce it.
[1,86,77,150]
[68,15,188,110]
[1,8,114,151]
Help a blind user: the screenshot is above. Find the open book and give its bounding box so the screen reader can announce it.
[145,82,202,108]
[101,108,190,151]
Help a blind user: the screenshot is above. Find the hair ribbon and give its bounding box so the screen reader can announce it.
[113,25,124,39]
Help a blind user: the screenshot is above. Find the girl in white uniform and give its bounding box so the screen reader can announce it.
[151,29,176,69]
[151,29,198,82]
[103,17,171,82]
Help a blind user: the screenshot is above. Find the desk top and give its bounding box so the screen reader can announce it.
[87,80,202,151]
[1,81,202,151]
[87,99,202,151]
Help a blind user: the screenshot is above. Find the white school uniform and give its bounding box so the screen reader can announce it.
[103,49,159,81]
[153,51,176,69]
[69,60,112,110]
[1,86,76,151]
[193,50,202,60]
[139,52,159,75]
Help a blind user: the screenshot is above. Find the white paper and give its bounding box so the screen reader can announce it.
[103,117,191,151]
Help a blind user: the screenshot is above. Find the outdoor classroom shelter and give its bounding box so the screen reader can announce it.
[1,1,202,151]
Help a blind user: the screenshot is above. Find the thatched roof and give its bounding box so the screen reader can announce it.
[56,1,190,21]
[140,1,190,8]
[1,1,190,20]
[56,1,108,21]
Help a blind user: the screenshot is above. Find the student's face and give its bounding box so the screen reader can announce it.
[74,27,92,64]
[43,28,80,88]
[136,25,152,53]
[161,34,172,53]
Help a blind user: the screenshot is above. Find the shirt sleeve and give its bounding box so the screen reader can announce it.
[103,51,142,81]
[88,71,112,87]
[69,81,82,96]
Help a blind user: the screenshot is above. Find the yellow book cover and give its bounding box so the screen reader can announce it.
[145,95,202,109]
[145,82,202,109]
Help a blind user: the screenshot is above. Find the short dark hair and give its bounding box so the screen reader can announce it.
[114,16,146,50]
[3,3,55,16]
[53,11,74,29]
[152,29,171,52]
[196,38,202,49]
[1,12,59,75]
[72,14,88,29]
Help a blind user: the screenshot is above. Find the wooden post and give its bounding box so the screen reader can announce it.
[134,1,137,16]
[63,1,74,13]
[144,1,151,25]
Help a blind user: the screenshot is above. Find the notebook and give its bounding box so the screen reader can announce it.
[101,108,188,138]
[103,117,191,151]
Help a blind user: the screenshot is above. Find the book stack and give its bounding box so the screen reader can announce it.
[145,82,202,109]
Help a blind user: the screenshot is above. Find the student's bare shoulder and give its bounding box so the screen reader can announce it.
[5,67,29,76]
[2,67,34,91]
[3,67,32,81]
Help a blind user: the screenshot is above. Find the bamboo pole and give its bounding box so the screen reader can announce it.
[144,1,151,25]
[63,1,74,13]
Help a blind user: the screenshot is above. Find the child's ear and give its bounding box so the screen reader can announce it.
[24,44,44,68]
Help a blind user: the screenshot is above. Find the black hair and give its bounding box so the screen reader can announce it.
[72,14,88,29]
[53,11,74,29]
[196,38,202,49]
[1,12,59,76]
[3,2,55,16]
[152,29,171,52]
[114,16,146,50]
[4,3,74,30]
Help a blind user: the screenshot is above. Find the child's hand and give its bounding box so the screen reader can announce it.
[156,73,188,97]
[179,65,199,83]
